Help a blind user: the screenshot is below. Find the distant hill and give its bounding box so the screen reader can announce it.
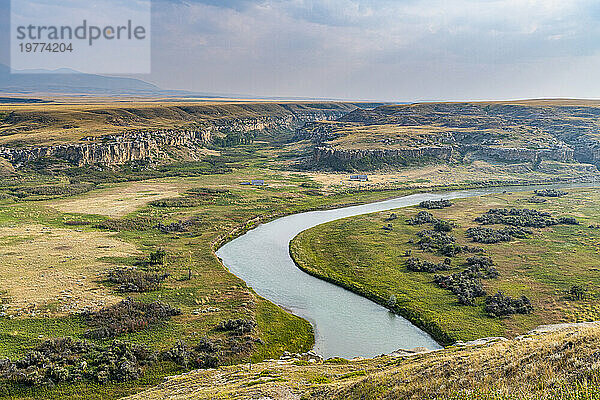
[0,64,221,97]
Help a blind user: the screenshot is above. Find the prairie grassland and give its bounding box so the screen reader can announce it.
[0,164,419,399]
[124,324,600,400]
[50,180,185,217]
[0,224,134,316]
[303,160,597,190]
[290,188,600,344]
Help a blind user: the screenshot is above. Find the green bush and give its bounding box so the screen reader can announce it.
[485,292,533,317]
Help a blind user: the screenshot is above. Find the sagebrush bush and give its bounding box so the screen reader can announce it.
[0,338,154,386]
[419,199,453,209]
[406,257,452,273]
[107,268,169,293]
[83,298,181,339]
[485,291,533,317]
[475,208,577,228]
[216,319,257,335]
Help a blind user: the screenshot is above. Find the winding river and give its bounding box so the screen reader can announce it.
[216,183,599,359]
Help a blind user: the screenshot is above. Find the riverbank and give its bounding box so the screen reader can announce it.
[290,187,600,345]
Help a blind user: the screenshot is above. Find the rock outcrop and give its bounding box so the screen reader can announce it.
[313,146,455,165]
[0,105,352,167]
[303,102,600,169]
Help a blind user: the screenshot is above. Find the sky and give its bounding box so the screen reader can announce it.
[2,0,600,101]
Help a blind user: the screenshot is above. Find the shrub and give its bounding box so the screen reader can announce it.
[568,285,587,300]
[406,257,451,273]
[417,230,456,253]
[535,189,568,198]
[155,217,201,233]
[475,208,558,228]
[387,295,397,308]
[466,226,532,244]
[385,213,398,222]
[434,271,486,306]
[160,335,253,369]
[107,268,169,292]
[419,199,453,209]
[407,211,437,226]
[161,341,193,369]
[10,183,95,199]
[527,196,547,204]
[149,249,167,265]
[150,197,202,208]
[216,319,257,335]
[83,298,181,339]
[476,208,578,228]
[558,217,579,225]
[440,244,463,257]
[465,256,499,279]
[0,338,155,386]
[461,245,485,254]
[64,220,92,226]
[434,220,453,232]
[484,292,533,317]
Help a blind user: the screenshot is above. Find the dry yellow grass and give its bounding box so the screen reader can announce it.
[49,180,185,217]
[124,323,600,400]
[0,224,138,316]
[304,160,597,190]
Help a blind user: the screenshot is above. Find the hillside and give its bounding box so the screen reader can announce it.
[299,101,600,171]
[0,101,356,147]
[125,322,600,400]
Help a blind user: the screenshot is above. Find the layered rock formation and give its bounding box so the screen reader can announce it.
[313,146,456,165]
[0,104,353,167]
[303,102,600,169]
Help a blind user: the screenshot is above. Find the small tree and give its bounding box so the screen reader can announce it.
[149,249,167,266]
[568,285,587,301]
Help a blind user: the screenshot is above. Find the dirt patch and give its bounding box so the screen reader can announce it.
[0,224,140,317]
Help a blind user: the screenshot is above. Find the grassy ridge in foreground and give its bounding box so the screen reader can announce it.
[290,188,600,344]
[125,323,600,400]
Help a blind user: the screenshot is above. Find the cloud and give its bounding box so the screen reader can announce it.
[145,0,600,100]
[3,0,600,100]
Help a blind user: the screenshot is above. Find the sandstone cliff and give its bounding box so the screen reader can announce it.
[0,104,353,167]
[304,102,600,170]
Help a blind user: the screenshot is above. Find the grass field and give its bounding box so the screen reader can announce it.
[0,160,427,399]
[0,224,134,316]
[290,188,600,344]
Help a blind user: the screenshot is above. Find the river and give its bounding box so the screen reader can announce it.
[216,183,598,359]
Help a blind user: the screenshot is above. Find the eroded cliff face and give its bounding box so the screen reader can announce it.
[313,144,575,167]
[305,102,600,170]
[0,105,352,167]
[313,146,456,165]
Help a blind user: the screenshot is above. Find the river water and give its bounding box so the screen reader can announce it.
[216,183,598,359]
